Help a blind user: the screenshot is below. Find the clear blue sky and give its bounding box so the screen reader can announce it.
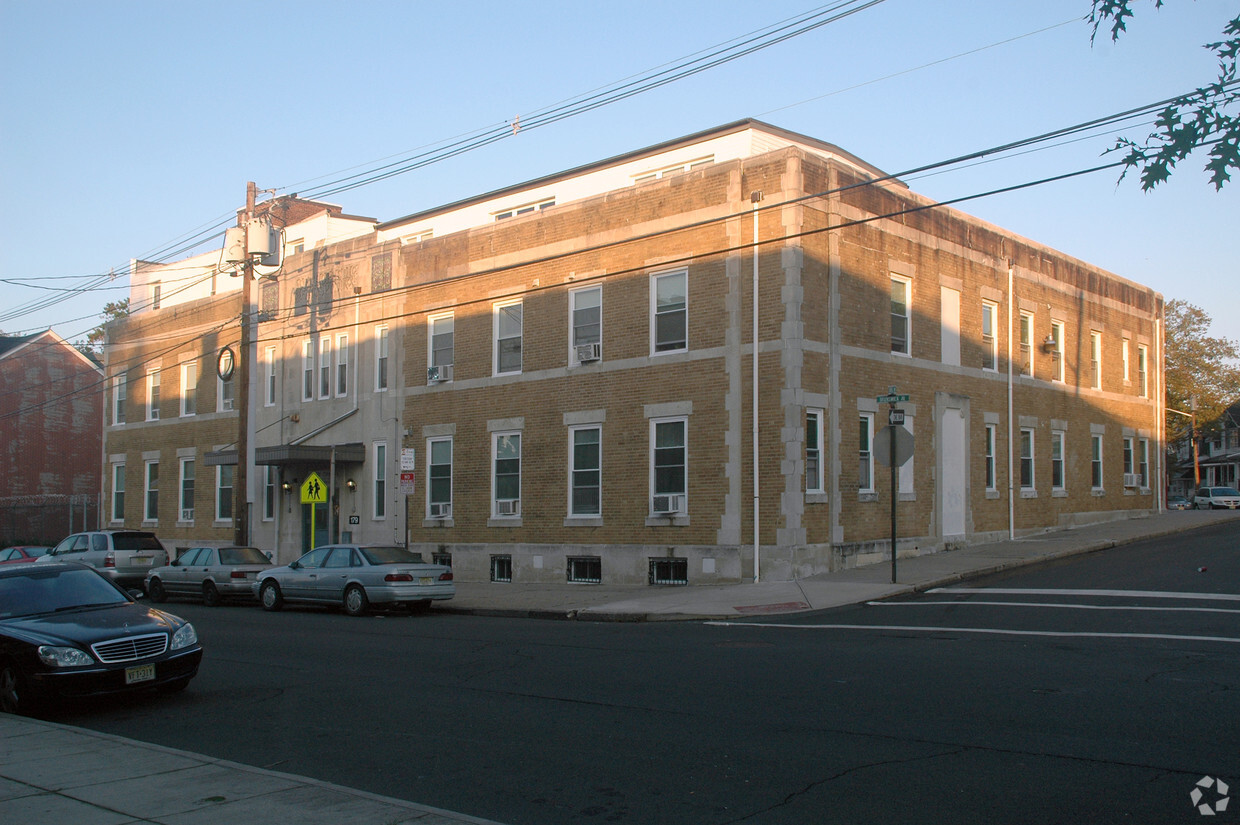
[2,0,1236,346]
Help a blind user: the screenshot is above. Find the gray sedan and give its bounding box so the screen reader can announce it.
[253,545,455,616]
[146,546,273,606]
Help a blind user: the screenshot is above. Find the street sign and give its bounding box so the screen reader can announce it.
[401,448,416,472]
[399,471,416,496]
[300,472,327,505]
[876,393,910,404]
[888,409,905,426]
[874,425,914,467]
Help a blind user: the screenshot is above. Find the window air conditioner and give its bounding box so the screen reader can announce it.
[429,502,451,518]
[575,342,601,363]
[496,499,520,516]
[1122,473,1142,488]
[652,494,683,514]
[427,364,453,383]
[180,508,194,521]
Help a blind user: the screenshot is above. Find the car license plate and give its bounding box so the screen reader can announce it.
[125,663,155,685]
[133,556,151,566]
[419,577,433,585]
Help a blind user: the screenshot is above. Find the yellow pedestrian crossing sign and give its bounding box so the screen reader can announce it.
[300,472,328,505]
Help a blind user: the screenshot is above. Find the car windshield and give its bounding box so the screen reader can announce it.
[1212,488,1240,496]
[358,546,425,565]
[112,533,164,551]
[220,547,270,565]
[0,567,129,619]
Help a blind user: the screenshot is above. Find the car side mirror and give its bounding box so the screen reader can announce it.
[289,561,301,570]
[128,589,145,600]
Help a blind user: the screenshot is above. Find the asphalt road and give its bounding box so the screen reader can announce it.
[51,522,1240,824]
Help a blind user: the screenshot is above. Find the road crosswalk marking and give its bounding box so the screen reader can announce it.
[704,622,1240,645]
[927,587,1240,602]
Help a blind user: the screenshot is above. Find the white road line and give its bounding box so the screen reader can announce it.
[927,587,1240,602]
[865,600,1240,615]
[703,622,1240,644]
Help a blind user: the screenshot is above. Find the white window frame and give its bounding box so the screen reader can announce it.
[1122,338,1131,383]
[890,275,912,356]
[984,423,997,492]
[335,333,349,398]
[151,281,161,310]
[265,345,277,406]
[570,286,602,364]
[318,336,331,400]
[1123,436,1135,477]
[302,339,314,402]
[650,417,687,510]
[180,362,197,417]
[113,373,127,425]
[859,413,875,493]
[373,442,388,519]
[1051,321,1065,382]
[1138,438,1150,488]
[1051,430,1066,491]
[1019,311,1034,377]
[651,269,688,355]
[493,300,523,375]
[806,409,824,493]
[427,436,453,518]
[179,457,195,522]
[111,463,125,522]
[569,425,602,517]
[1090,331,1102,390]
[428,312,454,376]
[492,432,522,517]
[146,369,160,421]
[263,465,276,521]
[218,373,235,412]
[144,459,159,522]
[981,301,998,371]
[1137,345,1148,398]
[375,325,390,391]
[1020,429,1035,491]
[216,464,234,522]
[1091,434,1104,490]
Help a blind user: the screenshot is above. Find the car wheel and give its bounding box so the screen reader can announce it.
[202,581,222,607]
[343,584,369,617]
[147,577,167,603]
[260,581,283,612]
[0,660,36,716]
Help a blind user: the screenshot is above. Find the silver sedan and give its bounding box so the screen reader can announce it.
[253,545,455,616]
[146,546,273,606]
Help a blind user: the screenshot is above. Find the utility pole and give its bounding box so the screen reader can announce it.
[233,181,256,547]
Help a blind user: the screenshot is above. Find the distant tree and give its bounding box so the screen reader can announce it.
[1090,1,1239,189]
[79,298,130,357]
[1164,299,1240,443]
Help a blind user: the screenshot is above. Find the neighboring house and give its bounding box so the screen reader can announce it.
[104,119,1164,585]
[1197,402,1240,489]
[0,330,103,544]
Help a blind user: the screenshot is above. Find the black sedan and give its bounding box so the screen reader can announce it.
[0,561,202,715]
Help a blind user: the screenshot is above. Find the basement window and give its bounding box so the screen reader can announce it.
[567,556,601,584]
[490,555,512,583]
[432,551,452,568]
[648,558,688,586]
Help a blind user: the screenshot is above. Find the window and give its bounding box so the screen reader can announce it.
[259,281,278,320]
[219,374,234,412]
[1019,312,1033,376]
[859,414,875,493]
[652,270,687,353]
[1123,437,1135,477]
[146,369,160,421]
[1090,331,1102,389]
[151,281,161,310]
[1137,345,1148,397]
[336,333,349,397]
[302,339,314,401]
[1051,431,1065,491]
[1051,322,1065,382]
[374,442,387,519]
[375,325,389,391]
[649,558,688,586]
[891,276,911,355]
[263,466,276,521]
[571,286,602,363]
[567,556,602,584]
[1020,429,1035,490]
[428,437,452,518]
[371,253,392,292]
[144,460,159,521]
[179,458,194,521]
[1091,434,1104,489]
[494,301,523,375]
[113,374,127,425]
[570,426,601,516]
[180,362,197,417]
[1139,438,1149,487]
[633,156,714,182]
[982,302,998,370]
[318,336,331,400]
[216,465,234,521]
[493,433,521,516]
[651,419,687,511]
[806,409,824,493]
[1122,338,1131,382]
[491,555,513,582]
[494,198,554,220]
[429,313,454,379]
[985,424,997,491]
[265,346,277,406]
[111,464,125,522]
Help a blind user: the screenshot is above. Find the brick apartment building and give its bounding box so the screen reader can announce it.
[104,119,1164,585]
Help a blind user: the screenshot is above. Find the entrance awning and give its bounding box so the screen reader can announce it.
[203,450,237,467]
[254,442,365,466]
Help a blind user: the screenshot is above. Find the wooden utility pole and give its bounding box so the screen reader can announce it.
[233,181,256,546]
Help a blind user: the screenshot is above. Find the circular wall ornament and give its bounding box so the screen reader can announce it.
[217,346,236,381]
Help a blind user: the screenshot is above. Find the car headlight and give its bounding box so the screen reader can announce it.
[170,622,198,651]
[37,645,94,667]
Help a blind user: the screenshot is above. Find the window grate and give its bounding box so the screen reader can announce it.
[491,555,512,583]
[567,556,601,584]
[432,552,452,568]
[649,558,688,586]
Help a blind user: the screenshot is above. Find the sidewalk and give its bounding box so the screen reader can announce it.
[2,510,1236,825]
[439,509,1240,621]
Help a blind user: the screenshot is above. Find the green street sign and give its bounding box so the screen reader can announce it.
[876,393,910,404]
